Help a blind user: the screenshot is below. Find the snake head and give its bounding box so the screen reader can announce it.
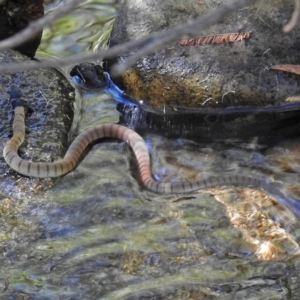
[70,63,109,91]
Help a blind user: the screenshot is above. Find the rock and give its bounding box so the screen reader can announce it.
[0,0,44,57]
[0,50,75,198]
[104,0,300,141]
[109,0,300,109]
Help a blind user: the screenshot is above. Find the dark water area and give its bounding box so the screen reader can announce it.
[1,1,300,299]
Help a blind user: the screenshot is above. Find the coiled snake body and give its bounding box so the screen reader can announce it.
[3,95,300,215]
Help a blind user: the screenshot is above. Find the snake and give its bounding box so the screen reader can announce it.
[3,88,300,215]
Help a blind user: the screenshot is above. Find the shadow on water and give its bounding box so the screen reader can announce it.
[2,1,300,299]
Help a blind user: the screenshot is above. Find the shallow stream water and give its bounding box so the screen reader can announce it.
[1,1,300,299]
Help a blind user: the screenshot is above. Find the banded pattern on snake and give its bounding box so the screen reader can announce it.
[3,94,300,215]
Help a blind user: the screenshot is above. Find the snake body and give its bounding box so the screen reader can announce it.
[3,96,300,215]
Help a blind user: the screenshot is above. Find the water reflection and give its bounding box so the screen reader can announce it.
[1,0,300,299]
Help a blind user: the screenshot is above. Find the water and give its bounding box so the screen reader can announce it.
[1,0,300,299]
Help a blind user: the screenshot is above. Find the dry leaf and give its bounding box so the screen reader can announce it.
[284,96,300,102]
[271,64,300,76]
[178,31,251,46]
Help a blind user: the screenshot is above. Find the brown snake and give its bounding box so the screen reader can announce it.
[3,97,300,215]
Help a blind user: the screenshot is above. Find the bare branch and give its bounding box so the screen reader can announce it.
[283,0,300,33]
[0,0,82,52]
[0,0,258,75]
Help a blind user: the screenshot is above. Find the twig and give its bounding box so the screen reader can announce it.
[283,0,300,32]
[0,0,82,52]
[0,0,258,75]
[178,31,251,46]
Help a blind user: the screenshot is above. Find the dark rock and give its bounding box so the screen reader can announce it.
[0,0,44,57]
[117,101,300,143]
